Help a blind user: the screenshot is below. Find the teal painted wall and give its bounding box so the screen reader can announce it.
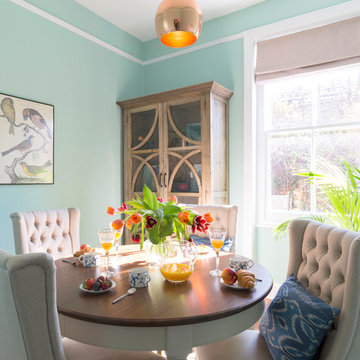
[143,0,351,283]
[0,0,352,282]
[0,0,143,252]
[25,0,144,60]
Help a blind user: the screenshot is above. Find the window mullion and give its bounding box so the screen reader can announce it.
[310,81,319,213]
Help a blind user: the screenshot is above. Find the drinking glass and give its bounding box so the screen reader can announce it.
[98,229,115,277]
[209,229,227,276]
[113,228,124,265]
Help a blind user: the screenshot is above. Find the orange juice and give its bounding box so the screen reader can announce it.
[211,238,224,250]
[160,263,193,282]
[101,242,113,251]
[115,232,121,244]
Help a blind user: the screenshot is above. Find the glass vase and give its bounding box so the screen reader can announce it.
[144,239,167,269]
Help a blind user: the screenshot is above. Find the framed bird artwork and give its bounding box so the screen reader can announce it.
[0,93,54,184]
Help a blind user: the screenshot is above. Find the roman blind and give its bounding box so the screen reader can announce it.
[255,16,360,83]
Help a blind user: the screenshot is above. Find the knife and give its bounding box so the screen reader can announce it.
[62,259,76,265]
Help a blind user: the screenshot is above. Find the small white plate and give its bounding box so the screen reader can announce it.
[79,280,117,294]
[220,278,255,290]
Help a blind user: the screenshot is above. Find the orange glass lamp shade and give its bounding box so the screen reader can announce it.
[155,0,203,48]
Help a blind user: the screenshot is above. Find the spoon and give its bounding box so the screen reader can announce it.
[112,288,136,304]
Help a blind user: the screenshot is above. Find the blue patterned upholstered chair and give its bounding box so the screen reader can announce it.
[10,208,80,260]
[0,249,163,360]
[196,220,360,360]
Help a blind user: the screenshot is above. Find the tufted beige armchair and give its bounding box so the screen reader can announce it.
[196,219,360,360]
[0,249,164,360]
[189,204,240,251]
[10,208,80,260]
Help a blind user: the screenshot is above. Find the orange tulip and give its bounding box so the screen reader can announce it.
[130,213,142,224]
[107,206,115,215]
[112,219,124,230]
[178,211,190,224]
[169,195,178,204]
[126,219,133,229]
[204,213,213,223]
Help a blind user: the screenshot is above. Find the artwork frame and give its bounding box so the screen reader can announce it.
[0,93,54,184]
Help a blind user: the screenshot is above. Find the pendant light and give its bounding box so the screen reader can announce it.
[155,0,203,48]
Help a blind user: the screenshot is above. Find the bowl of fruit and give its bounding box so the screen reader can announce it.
[80,275,116,294]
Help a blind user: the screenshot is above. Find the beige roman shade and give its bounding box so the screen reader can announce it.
[255,16,360,83]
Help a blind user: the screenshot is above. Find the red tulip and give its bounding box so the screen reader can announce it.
[118,203,127,212]
[131,234,141,243]
[146,216,158,229]
[192,215,209,233]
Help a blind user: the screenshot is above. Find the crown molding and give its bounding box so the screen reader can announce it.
[10,0,143,65]
[9,0,360,68]
[9,0,244,66]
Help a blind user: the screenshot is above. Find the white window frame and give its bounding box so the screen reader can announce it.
[241,0,360,258]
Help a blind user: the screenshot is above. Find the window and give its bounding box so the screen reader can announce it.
[258,64,360,223]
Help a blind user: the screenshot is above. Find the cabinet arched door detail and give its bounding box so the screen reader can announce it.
[167,104,201,147]
[131,108,159,151]
[167,150,202,195]
[131,153,160,193]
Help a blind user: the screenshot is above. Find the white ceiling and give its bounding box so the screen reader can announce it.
[75,0,264,42]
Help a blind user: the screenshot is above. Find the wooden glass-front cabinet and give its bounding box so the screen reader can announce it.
[117,81,233,241]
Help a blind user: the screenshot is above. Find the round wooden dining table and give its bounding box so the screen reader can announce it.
[56,245,272,360]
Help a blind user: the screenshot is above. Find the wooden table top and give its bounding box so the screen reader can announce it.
[56,245,273,327]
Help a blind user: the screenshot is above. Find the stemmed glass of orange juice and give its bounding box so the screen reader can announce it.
[113,228,123,265]
[98,229,115,277]
[209,229,227,276]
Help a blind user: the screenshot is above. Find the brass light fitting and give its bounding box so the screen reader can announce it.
[155,0,203,48]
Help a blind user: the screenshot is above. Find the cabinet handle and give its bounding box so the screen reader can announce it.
[164,172,167,188]
[159,173,163,188]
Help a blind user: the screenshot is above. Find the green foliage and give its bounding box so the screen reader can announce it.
[273,160,360,240]
[120,185,201,248]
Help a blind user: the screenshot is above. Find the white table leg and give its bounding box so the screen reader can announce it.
[165,325,193,360]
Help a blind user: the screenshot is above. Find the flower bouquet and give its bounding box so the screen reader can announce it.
[107,185,213,249]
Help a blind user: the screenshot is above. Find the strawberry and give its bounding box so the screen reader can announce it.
[98,276,105,282]
[85,278,95,290]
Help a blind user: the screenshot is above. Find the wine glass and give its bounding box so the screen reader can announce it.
[98,229,115,277]
[208,229,227,277]
[113,228,124,265]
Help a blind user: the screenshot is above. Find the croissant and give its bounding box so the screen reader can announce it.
[237,269,255,289]
[73,250,84,257]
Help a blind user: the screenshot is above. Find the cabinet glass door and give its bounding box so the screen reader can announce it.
[131,109,159,150]
[167,150,201,204]
[167,101,201,148]
[164,100,202,204]
[132,154,160,193]
[129,108,161,196]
